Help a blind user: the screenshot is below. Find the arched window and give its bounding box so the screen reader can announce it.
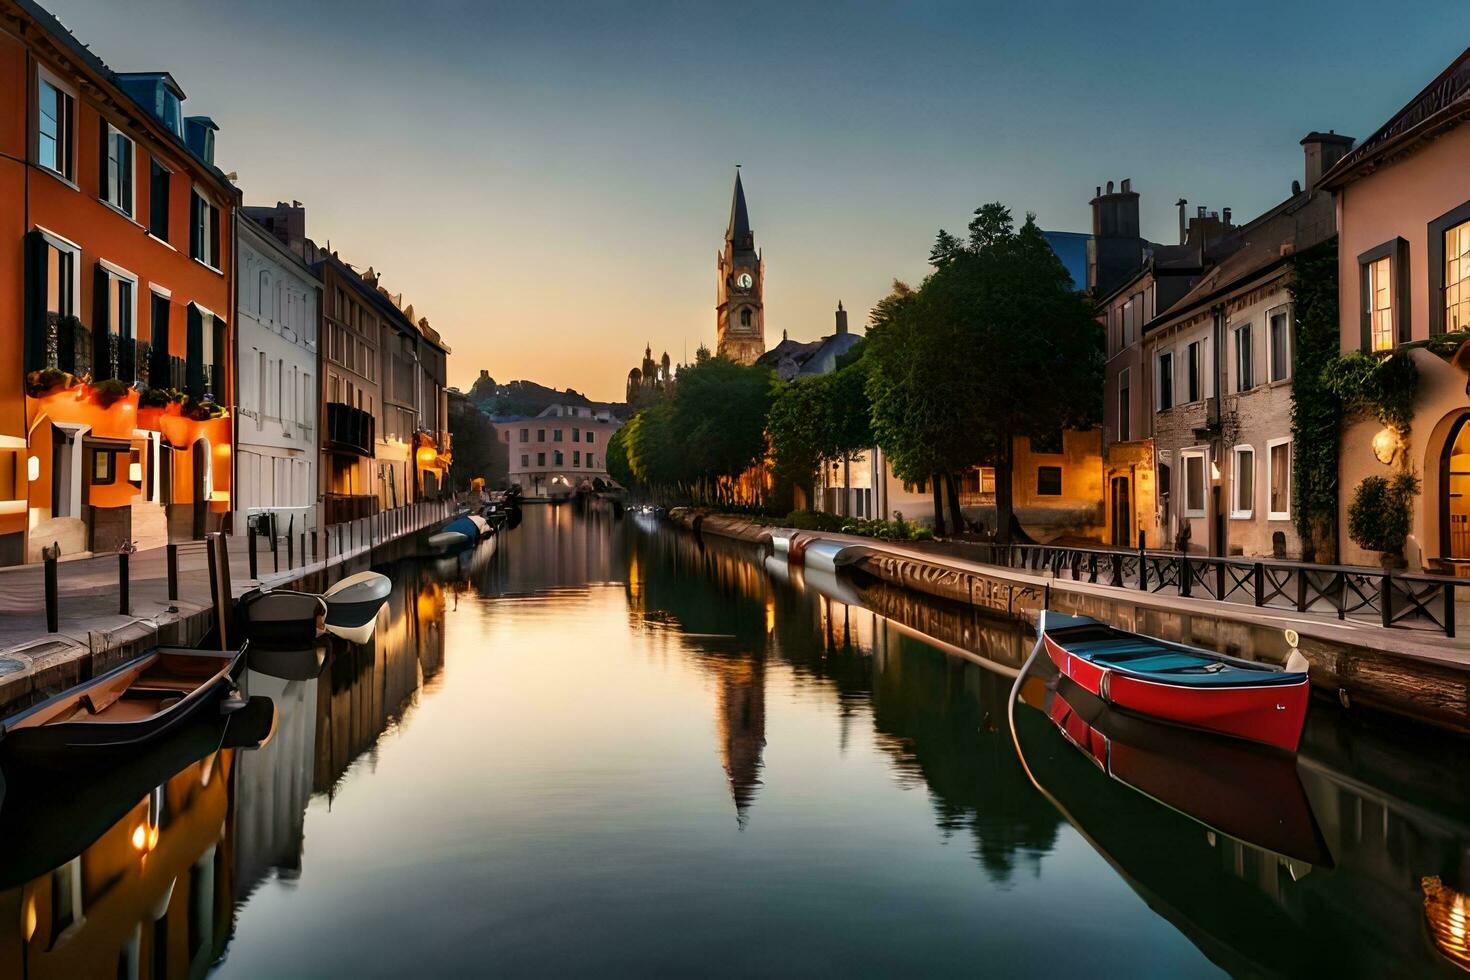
[740,308,752,328]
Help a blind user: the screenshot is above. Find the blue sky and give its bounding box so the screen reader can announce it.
[47,0,1470,399]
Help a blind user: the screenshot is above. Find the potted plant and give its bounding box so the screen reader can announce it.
[25,367,78,398]
[136,387,183,432]
[1347,471,1420,569]
[90,377,131,409]
[182,395,225,422]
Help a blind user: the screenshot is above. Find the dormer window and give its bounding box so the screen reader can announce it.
[160,89,182,137]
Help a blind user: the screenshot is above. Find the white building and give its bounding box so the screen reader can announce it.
[234,213,321,537]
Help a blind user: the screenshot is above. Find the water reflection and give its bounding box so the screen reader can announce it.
[0,505,1467,976]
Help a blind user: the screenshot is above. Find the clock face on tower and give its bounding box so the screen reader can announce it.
[736,272,753,290]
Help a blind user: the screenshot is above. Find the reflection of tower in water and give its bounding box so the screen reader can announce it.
[712,653,766,828]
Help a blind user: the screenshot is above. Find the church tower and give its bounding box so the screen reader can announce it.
[716,170,765,365]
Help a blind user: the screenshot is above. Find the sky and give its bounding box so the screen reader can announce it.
[46,0,1470,401]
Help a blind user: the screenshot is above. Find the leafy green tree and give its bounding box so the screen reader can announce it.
[447,396,507,490]
[669,356,774,503]
[606,424,633,489]
[767,374,834,507]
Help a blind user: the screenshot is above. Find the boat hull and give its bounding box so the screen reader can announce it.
[323,571,392,628]
[1043,634,1309,752]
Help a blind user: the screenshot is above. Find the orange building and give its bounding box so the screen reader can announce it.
[0,0,237,564]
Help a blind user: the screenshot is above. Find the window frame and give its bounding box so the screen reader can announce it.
[1358,238,1410,352]
[1185,338,1206,403]
[1231,444,1255,519]
[100,120,136,218]
[189,187,222,272]
[1266,437,1292,521]
[35,66,77,184]
[148,158,172,243]
[1428,201,1470,336]
[1267,305,1292,383]
[1116,367,1131,442]
[1233,321,1253,392]
[1036,465,1063,497]
[1180,448,1207,518]
[1156,349,1174,411]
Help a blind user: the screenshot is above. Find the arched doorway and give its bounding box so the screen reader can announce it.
[1442,414,1470,560]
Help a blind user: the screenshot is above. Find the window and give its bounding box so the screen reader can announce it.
[519,428,529,442]
[92,449,115,482]
[1156,350,1174,410]
[1233,322,1253,391]
[1267,438,1291,520]
[1186,340,1205,402]
[1367,256,1393,352]
[150,290,171,384]
[740,308,752,327]
[1268,308,1290,383]
[573,451,581,467]
[37,74,74,180]
[1359,239,1407,352]
[1158,453,1172,526]
[1036,466,1062,496]
[1181,450,1206,517]
[1121,297,1136,346]
[554,450,564,466]
[1117,368,1131,442]
[1430,205,1470,336]
[537,429,545,442]
[587,453,596,469]
[573,428,581,443]
[1231,445,1255,518]
[102,124,134,216]
[537,452,545,466]
[553,429,563,442]
[520,454,529,468]
[586,431,595,445]
[190,190,220,269]
[148,160,171,239]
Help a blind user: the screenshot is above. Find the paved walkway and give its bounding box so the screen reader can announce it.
[0,502,459,704]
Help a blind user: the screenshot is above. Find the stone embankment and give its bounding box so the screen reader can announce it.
[669,508,1470,735]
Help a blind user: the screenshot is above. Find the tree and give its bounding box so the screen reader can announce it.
[668,356,774,503]
[866,204,1102,541]
[767,374,834,508]
[447,396,507,490]
[606,424,633,489]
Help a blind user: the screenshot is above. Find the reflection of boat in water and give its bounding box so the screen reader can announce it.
[1009,647,1335,977]
[1043,673,1330,867]
[1040,611,1310,752]
[249,643,330,681]
[241,589,326,647]
[0,695,275,890]
[0,644,248,771]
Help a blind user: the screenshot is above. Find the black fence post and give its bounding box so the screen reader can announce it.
[166,543,179,602]
[1446,581,1456,639]
[118,550,130,615]
[44,545,58,633]
[271,512,280,574]
[248,522,258,580]
[1253,562,1265,606]
[1180,555,1192,598]
[1380,573,1393,628]
[1215,561,1225,601]
[1296,568,1308,612]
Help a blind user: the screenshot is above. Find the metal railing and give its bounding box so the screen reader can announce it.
[960,541,1459,638]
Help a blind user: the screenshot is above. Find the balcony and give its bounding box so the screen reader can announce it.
[323,492,379,525]
[325,401,375,458]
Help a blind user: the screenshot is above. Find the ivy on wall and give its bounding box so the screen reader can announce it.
[1324,348,1418,434]
[1287,242,1343,562]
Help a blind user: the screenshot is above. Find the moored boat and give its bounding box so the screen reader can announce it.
[0,644,248,771]
[240,588,326,648]
[1038,611,1310,752]
[426,529,471,555]
[322,570,392,628]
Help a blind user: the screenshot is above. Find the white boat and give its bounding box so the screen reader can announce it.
[322,570,392,628]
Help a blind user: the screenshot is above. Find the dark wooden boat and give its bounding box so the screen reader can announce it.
[240,588,326,647]
[0,645,247,771]
[1039,611,1309,752]
[322,570,392,628]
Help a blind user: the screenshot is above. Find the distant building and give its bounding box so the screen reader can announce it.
[756,302,861,380]
[715,171,765,365]
[626,343,674,405]
[491,404,623,498]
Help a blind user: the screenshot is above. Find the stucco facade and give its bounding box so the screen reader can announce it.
[493,404,622,499]
[1324,55,1470,572]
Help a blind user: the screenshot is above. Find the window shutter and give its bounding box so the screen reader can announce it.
[209,203,221,268]
[186,302,204,396]
[1395,238,1412,346]
[190,193,201,259]
[212,316,227,400]
[93,263,113,381]
[99,118,109,199]
[23,229,47,373]
[1359,262,1372,352]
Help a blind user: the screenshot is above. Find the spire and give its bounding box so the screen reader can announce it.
[727,168,752,248]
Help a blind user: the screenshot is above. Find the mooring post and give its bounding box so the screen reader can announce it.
[44,543,59,632]
[118,547,131,615]
[271,512,280,574]
[166,543,179,602]
[247,521,258,580]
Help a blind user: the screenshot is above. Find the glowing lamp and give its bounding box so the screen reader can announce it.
[131,823,148,851]
[26,456,38,482]
[1372,427,1401,465]
[129,461,143,482]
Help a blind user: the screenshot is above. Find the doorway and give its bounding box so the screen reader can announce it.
[1110,476,1131,547]
[1444,414,1470,559]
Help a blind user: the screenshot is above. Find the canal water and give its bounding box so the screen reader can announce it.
[1,504,1467,977]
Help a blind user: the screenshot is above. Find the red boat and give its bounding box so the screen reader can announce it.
[1038,611,1310,752]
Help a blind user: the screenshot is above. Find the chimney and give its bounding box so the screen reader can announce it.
[1176,199,1187,245]
[1300,131,1355,192]
[835,300,848,335]
[1089,178,1143,295]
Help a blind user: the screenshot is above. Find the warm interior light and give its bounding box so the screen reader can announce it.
[129,461,143,482]
[1423,876,1470,969]
[131,823,148,850]
[26,456,38,482]
[1372,427,1400,465]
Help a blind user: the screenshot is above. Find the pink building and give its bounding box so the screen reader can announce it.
[491,404,622,499]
